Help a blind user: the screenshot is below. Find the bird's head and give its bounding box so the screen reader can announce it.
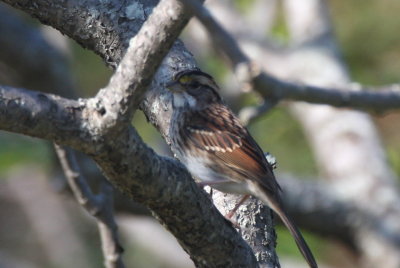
[165,69,221,109]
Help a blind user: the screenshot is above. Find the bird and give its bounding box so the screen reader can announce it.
[166,69,318,268]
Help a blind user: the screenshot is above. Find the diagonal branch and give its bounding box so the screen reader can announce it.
[179,0,400,112]
[94,0,199,135]
[54,144,125,268]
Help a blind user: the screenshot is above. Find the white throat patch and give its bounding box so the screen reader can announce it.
[173,92,186,108]
[186,93,197,108]
[173,92,197,108]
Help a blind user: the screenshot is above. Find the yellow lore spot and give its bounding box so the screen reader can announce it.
[179,75,192,83]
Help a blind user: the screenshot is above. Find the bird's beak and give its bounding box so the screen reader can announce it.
[165,81,184,92]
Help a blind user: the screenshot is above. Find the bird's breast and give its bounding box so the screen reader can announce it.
[182,152,251,195]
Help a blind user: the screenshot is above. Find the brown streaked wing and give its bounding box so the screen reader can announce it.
[184,104,279,192]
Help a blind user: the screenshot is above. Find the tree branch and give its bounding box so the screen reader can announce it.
[0,85,92,151]
[179,0,400,112]
[94,0,196,135]
[54,145,125,268]
[0,0,259,266]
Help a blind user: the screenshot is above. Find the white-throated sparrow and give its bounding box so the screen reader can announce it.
[166,69,317,268]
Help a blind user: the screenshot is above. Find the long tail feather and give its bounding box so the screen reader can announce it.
[276,207,318,268]
[253,183,318,268]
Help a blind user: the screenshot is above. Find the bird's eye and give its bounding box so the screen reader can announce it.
[179,76,192,84]
[191,81,201,89]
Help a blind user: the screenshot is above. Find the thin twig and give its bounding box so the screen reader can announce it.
[180,0,400,112]
[54,144,125,268]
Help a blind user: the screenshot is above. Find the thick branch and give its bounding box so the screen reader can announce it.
[0,85,92,151]
[91,126,259,267]
[180,0,400,112]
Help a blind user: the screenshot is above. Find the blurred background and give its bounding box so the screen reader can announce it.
[0,0,399,267]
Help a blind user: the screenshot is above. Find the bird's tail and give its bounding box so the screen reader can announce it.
[275,206,318,268]
[253,184,318,268]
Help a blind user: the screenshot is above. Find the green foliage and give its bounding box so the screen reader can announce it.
[249,107,318,176]
[126,243,169,268]
[388,145,400,178]
[328,0,400,179]
[270,3,290,44]
[0,133,51,176]
[330,0,400,84]
[133,111,167,155]
[276,226,325,261]
[233,0,256,13]
[70,42,113,96]
[198,54,229,81]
